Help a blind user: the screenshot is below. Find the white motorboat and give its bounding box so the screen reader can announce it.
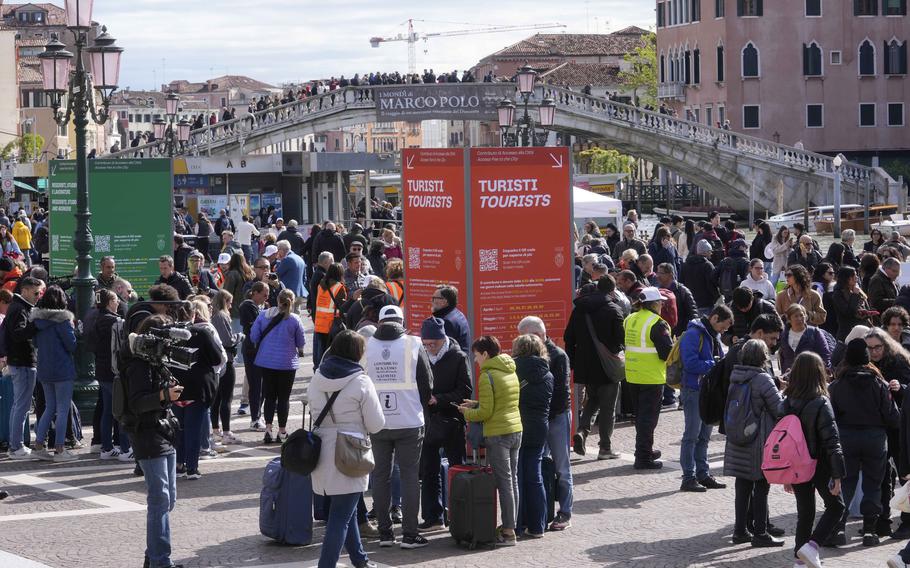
[767,204,864,233]
[873,214,910,237]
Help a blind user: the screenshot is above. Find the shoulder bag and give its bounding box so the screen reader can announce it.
[325,285,347,342]
[325,392,375,477]
[280,390,341,475]
[251,312,286,359]
[585,314,625,384]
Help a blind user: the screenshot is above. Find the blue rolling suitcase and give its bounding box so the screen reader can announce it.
[260,457,314,545]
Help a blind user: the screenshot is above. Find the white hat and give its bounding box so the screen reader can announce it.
[639,287,663,303]
[217,252,231,265]
[263,245,279,257]
[378,305,404,322]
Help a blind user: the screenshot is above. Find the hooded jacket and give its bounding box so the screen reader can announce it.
[464,354,522,438]
[515,355,553,447]
[4,293,36,367]
[722,365,784,481]
[830,366,900,430]
[31,308,77,382]
[564,290,625,386]
[782,396,846,479]
[307,355,385,496]
[680,254,719,309]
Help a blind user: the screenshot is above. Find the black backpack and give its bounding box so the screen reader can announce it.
[699,355,729,427]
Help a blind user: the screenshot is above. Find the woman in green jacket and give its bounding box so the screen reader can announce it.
[459,335,523,546]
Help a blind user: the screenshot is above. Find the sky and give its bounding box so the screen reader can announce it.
[71,0,654,91]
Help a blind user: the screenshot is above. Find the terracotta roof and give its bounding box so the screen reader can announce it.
[1,3,67,26]
[167,75,276,93]
[18,64,42,83]
[110,90,214,111]
[539,62,623,86]
[487,29,649,59]
[18,55,40,66]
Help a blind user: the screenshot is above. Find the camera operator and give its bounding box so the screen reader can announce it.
[124,313,184,568]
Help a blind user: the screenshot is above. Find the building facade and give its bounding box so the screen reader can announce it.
[656,0,909,159]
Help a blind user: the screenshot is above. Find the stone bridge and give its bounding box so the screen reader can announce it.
[108,84,897,212]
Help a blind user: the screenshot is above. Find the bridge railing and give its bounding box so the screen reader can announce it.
[540,86,878,185]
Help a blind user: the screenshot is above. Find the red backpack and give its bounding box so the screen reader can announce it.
[658,288,678,330]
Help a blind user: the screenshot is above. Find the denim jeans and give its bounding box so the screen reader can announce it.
[486,431,522,530]
[138,453,177,568]
[36,380,74,447]
[8,366,36,452]
[99,382,130,453]
[318,491,368,568]
[173,401,206,474]
[312,332,327,371]
[546,411,574,517]
[241,244,254,266]
[371,427,423,537]
[679,387,713,482]
[517,442,547,536]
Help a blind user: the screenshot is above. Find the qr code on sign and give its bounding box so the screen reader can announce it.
[408,247,421,270]
[479,249,499,272]
[95,235,111,253]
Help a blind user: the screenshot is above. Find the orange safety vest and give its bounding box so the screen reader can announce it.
[314,282,345,334]
[386,280,404,305]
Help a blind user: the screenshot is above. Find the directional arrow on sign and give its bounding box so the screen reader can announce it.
[406,155,415,170]
[549,153,564,169]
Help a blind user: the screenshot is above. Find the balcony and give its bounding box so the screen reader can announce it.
[658,83,686,100]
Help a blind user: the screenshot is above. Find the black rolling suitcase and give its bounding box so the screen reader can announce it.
[449,453,497,549]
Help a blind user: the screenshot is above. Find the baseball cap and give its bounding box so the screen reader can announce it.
[639,287,663,303]
[378,305,404,322]
[217,253,231,265]
[264,245,279,257]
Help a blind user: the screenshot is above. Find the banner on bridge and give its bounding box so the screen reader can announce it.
[376,84,514,122]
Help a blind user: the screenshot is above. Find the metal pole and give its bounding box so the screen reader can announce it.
[364,169,372,239]
[749,181,755,226]
[803,181,810,231]
[833,169,842,239]
[864,176,871,234]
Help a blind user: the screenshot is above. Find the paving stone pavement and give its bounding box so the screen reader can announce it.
[0,322,906,567]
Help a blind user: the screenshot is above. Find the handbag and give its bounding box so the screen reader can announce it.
[325,286,347,342]
[584,314,625,384]
[323,390,376,477]
[280,390,341,475]
[251,312,286,359]
[892,480,910,514]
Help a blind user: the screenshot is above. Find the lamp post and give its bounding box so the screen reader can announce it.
[497,64,557,147]
[39,0,123,420]
[832,154,844,239]
[153,92,189,157]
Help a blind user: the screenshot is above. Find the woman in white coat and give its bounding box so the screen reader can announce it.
[308,330,385,568]
[770,226,795,286]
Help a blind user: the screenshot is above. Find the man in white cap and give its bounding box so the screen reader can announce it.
[622,286,673,470]
[263,244,279,262]
[364,304,433,550]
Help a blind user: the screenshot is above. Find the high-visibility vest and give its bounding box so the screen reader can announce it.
[386,280,404,305]
[314,282,345,334]
[623,309,667,385]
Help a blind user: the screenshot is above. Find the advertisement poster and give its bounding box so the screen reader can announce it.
[400,148,467,332]
[468,147,573,351]
[197,195,229,218]
[375,84,514,122]
[49,159,173,295]
[261,193,283,218]
[229,194,250,224]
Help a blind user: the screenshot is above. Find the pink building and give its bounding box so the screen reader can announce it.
[656,0,909,161]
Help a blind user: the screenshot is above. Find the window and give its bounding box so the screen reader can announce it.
[694,48,701,83]
[889,103,905,126]
[685,50,692,83]
[719,106,726,125]
[859,103,876,126]
[885,0,907,14]
[803,42,823,76]
[855,0,878,15]
[706,106,714,126]
[692,0,701,21]
[716,0,725,16]
[57,123,67,137]
[885,40,908,74]
[660,54,666,82]
[143,114,151,123]
[807,104,824,127]
[830,50,842,64]
[859,40,876,75]
[742,42,760,77]
[743,105,760,128]
[717,45,725,81]
[658,2,666,27]
[806,0,822,15]
[738,0,763,16]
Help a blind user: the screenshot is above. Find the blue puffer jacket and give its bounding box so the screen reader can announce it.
[514,355,553,447]
[251,308,307,371]
[31,308,77,383]
[680,317,721,391]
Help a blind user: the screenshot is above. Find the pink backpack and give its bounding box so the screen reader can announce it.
[761,414,817,485]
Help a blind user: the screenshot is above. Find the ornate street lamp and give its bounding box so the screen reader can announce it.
[39,0,123,419]
[498,63,556,147]
[153,92,185,157]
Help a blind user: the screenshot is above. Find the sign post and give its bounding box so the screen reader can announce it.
[1,161,13,196]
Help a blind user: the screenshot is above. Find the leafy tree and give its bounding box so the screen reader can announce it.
[0,134,45,161]
[619,32,657,108]
[577,147,636,175]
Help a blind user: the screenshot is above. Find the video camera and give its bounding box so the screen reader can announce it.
[128,323,199,371]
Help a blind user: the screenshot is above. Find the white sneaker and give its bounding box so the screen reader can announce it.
[199,448,219,460]
[796,542,822,568]
[34,448,54,461]
[221,432,241,444]
[117,450,134,462]
[250,419,265,431]
[53,450,77,463]
[8,446,33,460]
[888,555,910,568]
[100,448,122,460]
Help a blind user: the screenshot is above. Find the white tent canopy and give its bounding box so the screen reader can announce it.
[573,186,623,229]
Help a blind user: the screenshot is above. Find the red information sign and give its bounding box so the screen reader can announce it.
[469,147,573,351]
[401,149,467,332]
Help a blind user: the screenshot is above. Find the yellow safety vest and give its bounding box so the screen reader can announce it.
[623,309,667,385]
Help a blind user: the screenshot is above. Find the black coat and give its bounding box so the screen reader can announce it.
[307,265,326,315]
[310,229,346,267]
[782,397,846,479]
[879,354,910,407]
[344,288,397,329]
[750,233,771,262]
[514,355,553,447]
[171,324,224,405]
[726,299,776,344]
[156,272,193,300]
[174,244,193,275]
[86,308,119,382]
[830,288,871,341]
[830,366,900,430]
[4,294,35,367]
[545,339,571,420]
[787,249,822,273]
[433,305,471,354]
[125,358,176,460]
[564,291,624,386]
[426,339,472,423]
[239,299,262,358]
[680,254,719,309]
[277,227,306,256]
[667,281,698,338]
[868,270,899,315]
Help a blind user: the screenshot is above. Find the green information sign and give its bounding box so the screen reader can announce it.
[49,159,173,295]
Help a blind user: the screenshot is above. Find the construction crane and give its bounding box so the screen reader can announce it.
[370,19,567,75]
